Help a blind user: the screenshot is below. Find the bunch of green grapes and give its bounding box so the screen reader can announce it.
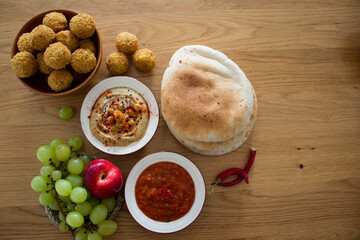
[30,137,118,240]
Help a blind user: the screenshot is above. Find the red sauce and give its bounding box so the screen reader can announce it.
[135,162,195,222]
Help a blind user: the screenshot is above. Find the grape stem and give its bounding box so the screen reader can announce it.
[49,154,78,239]
[50,172,75,239]
[82,221,98,232]
[53,182,75,239]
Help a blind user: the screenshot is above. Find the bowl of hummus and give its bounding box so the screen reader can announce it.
[81,76,159,155]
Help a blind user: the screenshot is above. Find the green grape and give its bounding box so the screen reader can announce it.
[58,194,71,203]
[47,187,56,196]
[75,201,92,216]
[67,158,84,175]
[59,107,73,120]
[40,165,55,177]
[66,211,84,228]
[70,151,78,158]
[55,179,72,196]
[31,176,48,192]
[51,170,62,181]
[79,155,93,166]
[85,188,92,200]
[88,196,100,207]
[67,202,76,211]
[37,145,54,164]
[101,198,116,212]
[49,189,56,197]
[68,137,83,151]
[59,221,69,232]
[56,144,71,161]
[46,181,54,189]
[50,157,61,167]
[62,208,70,213]
[39,192,54,206]
[70,187,87,203]
[89,204,108,225]
[50,139,64,149]
[60,203,69,213]
[66,174,83,188]
[87,231,102,240]
[48,202,59,210]
[61,160,68,169]
[75,228,88,240]
[62,170,70,179]
[60,201,67,208]
[58,211,65,221]
[97,220,117,236]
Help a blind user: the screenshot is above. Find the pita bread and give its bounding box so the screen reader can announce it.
[169,88,257,155]
[161,45,253,142]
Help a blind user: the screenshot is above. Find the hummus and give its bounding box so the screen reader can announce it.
[90,87,149,146]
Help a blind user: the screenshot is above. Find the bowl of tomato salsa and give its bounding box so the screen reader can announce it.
[125,152,206,233]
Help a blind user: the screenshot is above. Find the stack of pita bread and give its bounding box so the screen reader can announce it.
[161,45,257,156]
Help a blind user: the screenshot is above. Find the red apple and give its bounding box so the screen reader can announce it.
[83,159,123,199]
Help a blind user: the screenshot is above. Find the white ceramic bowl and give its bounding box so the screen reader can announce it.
[80,77,159,155]
[125,152,206,233]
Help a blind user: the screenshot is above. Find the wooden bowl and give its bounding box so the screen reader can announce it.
[11,9,103,96]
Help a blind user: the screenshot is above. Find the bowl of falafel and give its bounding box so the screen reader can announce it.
[10,9,102,96]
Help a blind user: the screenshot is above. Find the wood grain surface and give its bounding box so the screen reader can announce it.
[1,0,360,239]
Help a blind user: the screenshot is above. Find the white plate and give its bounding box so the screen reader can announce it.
[80,77,159,155]
[125,152,206,233]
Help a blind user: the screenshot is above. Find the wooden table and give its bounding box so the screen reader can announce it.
[1,1,359,239]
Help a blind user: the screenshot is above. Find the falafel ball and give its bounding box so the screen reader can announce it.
[56,30,79,52]
[37,52,53,75]
[43,12,68,33]
[17,33,36,54]
[71,49,96,74]
[30,25,56,51]
[115,32,138,54]
[44,42,71,70]
[69,13,96,39]
[10,52,38,78]
[78,39,96,55]
[133,48,156,72]
[47,69,73,92]
[106,52,129,75]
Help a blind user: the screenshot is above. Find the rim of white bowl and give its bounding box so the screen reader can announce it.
[125,152,206,233]
[80,76,159,155]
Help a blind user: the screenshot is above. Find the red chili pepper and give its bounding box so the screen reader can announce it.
[218,168,249,186]
[163,191,169,199]
[209,148,256,195]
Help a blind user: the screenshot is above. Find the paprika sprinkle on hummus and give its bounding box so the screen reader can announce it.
[89,87,149,146]
[135,161,195,222]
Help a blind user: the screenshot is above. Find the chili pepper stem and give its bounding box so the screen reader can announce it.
[245,148,256,173]
[208,178,222,195]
